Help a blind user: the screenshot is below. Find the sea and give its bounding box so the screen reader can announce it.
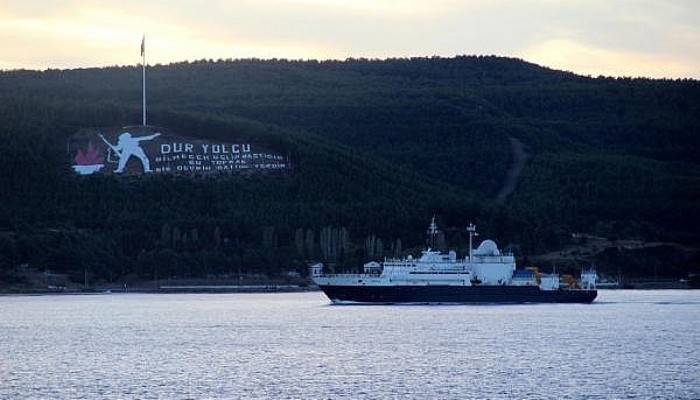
[1,290,698,399]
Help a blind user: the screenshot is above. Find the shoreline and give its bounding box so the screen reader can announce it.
[0,284,321,296]
[2,286,698,297]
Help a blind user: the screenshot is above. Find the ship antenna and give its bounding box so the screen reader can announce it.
[466,222,478,263]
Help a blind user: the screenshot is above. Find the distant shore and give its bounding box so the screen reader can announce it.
[3,285,699,296]
[0,284,320,296]
[2,275,697,296]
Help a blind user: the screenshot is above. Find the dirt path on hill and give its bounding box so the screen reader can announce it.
[495,137,530,204]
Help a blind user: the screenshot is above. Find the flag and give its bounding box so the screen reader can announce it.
[141,35,145,57]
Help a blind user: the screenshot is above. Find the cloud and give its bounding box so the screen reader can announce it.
[0,4,342,68]
[271,0,462,18]
[520,39,699,79]
[0,0,698,78]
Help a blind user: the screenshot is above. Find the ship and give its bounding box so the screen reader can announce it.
[311,218,597,304]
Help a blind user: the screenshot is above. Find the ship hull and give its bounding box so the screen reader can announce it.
[319,285,597,304]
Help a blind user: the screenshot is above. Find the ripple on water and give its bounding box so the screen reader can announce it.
[0,290,698,399]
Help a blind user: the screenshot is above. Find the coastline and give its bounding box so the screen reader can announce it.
[0,284,321,296]
[2,284,697,297]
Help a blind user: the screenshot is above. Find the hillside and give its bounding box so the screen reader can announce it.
[0,98,483,286]
[0,56,698,287]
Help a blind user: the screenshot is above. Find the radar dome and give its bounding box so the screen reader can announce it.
[473,240,501,256]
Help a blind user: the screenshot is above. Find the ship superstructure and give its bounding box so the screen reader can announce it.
[311,218,597,304]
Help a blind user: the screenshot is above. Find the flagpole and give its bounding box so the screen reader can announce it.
[142,34,146,126]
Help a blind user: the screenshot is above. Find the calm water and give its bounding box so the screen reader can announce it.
[1,290,698,399]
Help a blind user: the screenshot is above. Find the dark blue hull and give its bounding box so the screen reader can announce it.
[320,285,597,304]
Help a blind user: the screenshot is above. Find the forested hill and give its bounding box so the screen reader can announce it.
[0,56,699,287]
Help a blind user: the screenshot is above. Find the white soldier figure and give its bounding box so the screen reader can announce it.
[100,132,161,173]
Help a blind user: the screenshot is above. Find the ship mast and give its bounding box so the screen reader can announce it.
[427,216,439,249]
[466,222,478,263]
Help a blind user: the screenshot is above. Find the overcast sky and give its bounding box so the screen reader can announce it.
[1,0,698,78]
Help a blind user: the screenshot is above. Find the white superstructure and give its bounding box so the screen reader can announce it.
[580,268,597,290]
[311,218,586,291]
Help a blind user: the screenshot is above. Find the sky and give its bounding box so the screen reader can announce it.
[0,0,698,78]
